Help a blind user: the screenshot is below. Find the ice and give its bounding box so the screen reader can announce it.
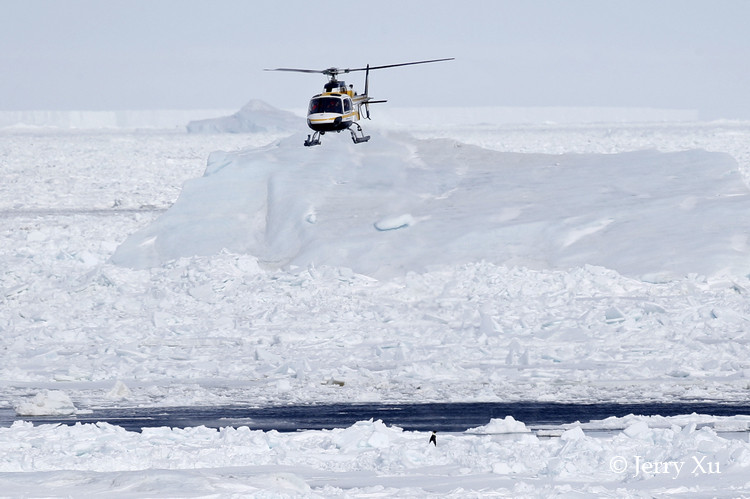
[111,134,750,281]
[623,420,652,439]
[186,99,300,134]
[374,213,416,231]
[14,390,77,416]
[0,109,238,129]
[466,416,530,434]
[1,417,748,496]
[105,381,131,400]
[2,106,750,495]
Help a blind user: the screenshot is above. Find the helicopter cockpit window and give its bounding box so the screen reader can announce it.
[309,97,343,115]
[343,98,352,113]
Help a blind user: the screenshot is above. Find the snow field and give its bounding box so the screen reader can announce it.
[4,252,750,407]
[3,122,750,407]
[0,128,287,212]
[3,115,750,496]
[1,416,749,497]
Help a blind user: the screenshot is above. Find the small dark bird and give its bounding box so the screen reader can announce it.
[429,431,437,446]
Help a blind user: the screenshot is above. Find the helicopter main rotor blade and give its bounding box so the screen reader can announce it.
[264,68,329,74]
[265,58,453,77]
[264,67,350,77]
[346,58,454,73]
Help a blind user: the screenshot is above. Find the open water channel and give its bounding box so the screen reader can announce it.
[2,402,750,436]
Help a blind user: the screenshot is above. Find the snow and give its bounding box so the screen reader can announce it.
[2,106,750,495]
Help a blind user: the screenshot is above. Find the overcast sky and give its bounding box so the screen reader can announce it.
[1,0,748,119]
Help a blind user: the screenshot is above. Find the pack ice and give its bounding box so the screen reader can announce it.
[4,113,750,497]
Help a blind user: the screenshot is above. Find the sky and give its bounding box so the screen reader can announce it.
[1,0,749,119]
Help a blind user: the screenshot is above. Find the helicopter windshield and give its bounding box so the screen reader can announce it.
[309,97,343,115]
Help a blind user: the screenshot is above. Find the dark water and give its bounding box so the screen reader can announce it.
[2,402,749,433]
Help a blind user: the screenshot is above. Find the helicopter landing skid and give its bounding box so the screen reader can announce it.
[304,132,322,147]
[304,124,369,147]
[349,123,370,144]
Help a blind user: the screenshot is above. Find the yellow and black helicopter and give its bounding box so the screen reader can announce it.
[265,58,453,146]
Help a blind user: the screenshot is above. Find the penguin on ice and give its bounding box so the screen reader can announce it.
[429,431,437,446]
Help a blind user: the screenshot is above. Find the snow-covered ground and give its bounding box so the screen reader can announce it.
[2,108,750,496]
[2,415,750,497]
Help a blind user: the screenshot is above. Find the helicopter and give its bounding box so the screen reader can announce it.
[265,58,453,147]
